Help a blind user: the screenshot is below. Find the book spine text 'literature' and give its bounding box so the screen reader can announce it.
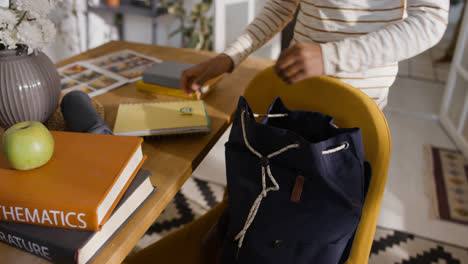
[0,229,74,263]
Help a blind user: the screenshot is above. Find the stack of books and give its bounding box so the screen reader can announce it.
[0,131,156,264]
[136,60,222,100]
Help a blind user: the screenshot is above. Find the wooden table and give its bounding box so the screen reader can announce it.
[0,41,273,264]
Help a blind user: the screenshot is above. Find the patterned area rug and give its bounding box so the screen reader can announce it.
[133,177,225,251]
[133,177,468,263]
[426,145,468,225]
[370,227,468,263]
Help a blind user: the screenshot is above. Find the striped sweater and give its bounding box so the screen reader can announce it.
[223,0,449,108]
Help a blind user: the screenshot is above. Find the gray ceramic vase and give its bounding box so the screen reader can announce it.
[0,50,61,128]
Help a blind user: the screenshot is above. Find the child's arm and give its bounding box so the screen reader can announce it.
[223,0,300,68]
[320,0,449,75]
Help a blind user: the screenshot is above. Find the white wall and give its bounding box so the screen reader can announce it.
[123,14,183,47]
[214,0,281,62]
[44,0,195,63]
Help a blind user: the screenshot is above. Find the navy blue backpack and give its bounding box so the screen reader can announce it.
[218,96,371,263]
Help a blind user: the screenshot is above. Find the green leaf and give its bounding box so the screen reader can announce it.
[183,28,194,37]
[188,35,199,48]
[167,5,178,15]
[164,0,214,51]
[169,28,184,38]
[15,11,27,27]
[199,3,211,13]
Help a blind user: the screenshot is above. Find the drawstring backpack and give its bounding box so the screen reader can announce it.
[217,96,371,264]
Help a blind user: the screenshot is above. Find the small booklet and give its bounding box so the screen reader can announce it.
[138,60,223,100]
[136,76,222,100]
[113,100,211,136]
[57,50,162,97]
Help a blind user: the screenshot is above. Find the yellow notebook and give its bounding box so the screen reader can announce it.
[136,75,222,100]
[113,100,210,136]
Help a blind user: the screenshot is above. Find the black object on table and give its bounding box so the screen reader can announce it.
[61,91,114,135]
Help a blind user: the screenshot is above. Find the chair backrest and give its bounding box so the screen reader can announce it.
[243,67,391,264]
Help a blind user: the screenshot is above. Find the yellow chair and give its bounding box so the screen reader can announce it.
[125,66,391,264]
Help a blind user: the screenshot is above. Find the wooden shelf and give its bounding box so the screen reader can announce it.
[88,4,167,17]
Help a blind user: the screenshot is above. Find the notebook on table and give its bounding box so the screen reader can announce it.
[136,76,221,100]
[113,100,211,136]
[139,60,223,100]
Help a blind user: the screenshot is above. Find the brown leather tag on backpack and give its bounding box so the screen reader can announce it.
[291,175,306,203]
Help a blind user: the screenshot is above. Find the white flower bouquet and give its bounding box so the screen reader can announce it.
[0,0,60,54]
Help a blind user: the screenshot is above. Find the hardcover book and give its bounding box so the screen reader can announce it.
[0,169,156,264]
[0,131,145,231]
[141,61,194,89]
[113,100,211,137]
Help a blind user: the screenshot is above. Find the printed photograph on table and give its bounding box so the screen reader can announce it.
[89,76,119,90]
[128,57,155,67]
[56,51,161,97]
[92,52,137,67]
[106,62,133,73]
[115,66,153,80]
[77,87,93,94]
[61,86,93,95]
[57,62,128,97]
[75,71,103,83]
[106,58,155,73]
[60,64,88,76]
[61,79,80,90]
[90,49,162,82]
[108,60,156,79]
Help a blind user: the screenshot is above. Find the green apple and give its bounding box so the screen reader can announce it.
[2,121,55,170]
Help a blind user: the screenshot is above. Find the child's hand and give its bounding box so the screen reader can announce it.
[275,42,324,84]
[181,54,234,96]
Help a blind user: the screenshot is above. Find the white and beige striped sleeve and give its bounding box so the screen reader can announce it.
[222,0,300,67]
[320,0,449,75]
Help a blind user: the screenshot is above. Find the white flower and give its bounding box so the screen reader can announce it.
[12,0,57,19]
[0,8,19,49]
[16,21,41,53]
[0,29,19,49]
[37,18,56,42]
[16,19,56,54]
[1,1,59,53]
[0,8,18,30]
[15,19,55,54]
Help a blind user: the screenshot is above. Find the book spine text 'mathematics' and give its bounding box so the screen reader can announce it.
[0,205,88,229]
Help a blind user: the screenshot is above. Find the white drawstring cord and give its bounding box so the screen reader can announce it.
[234,110,349,252]
[235,110,299,250]
[322,141,349,154]
[253,113,288,118]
